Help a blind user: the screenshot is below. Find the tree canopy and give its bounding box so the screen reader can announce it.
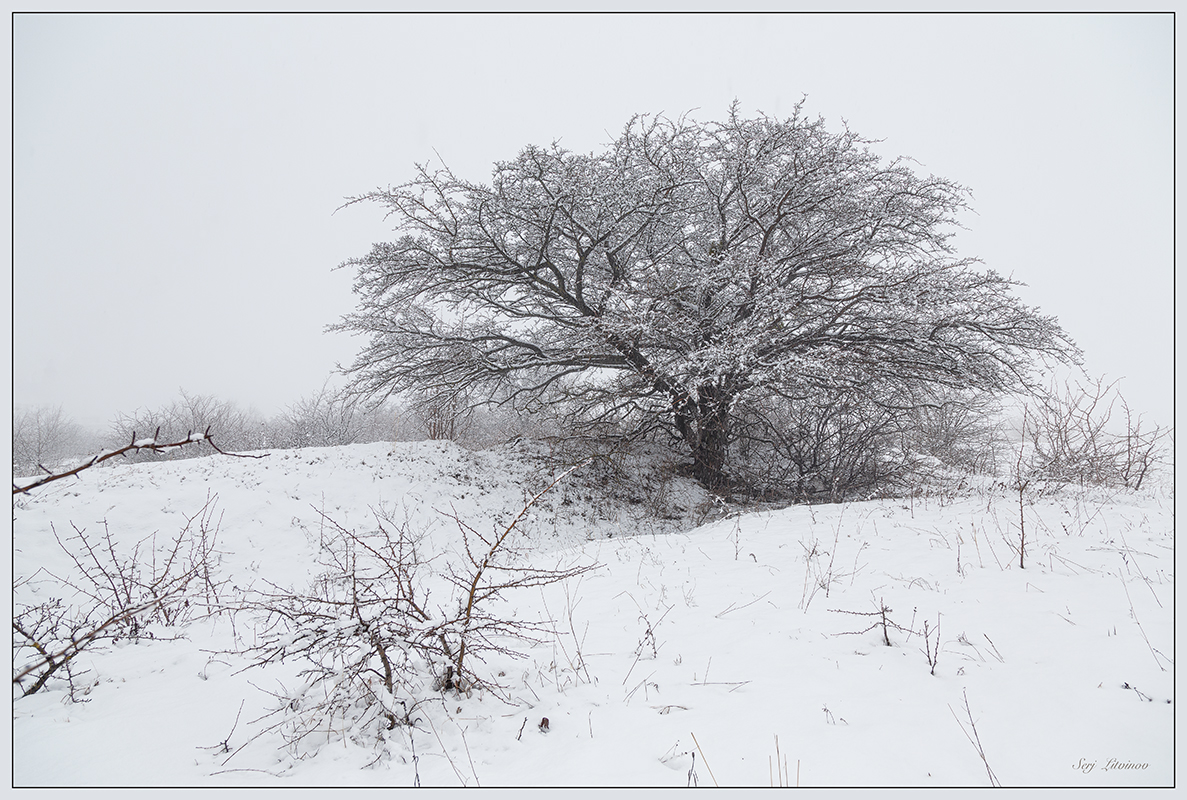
[336,104,1078,490]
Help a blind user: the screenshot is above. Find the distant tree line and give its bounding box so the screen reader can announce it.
[11,383,550,478]
[12,371,1169,499]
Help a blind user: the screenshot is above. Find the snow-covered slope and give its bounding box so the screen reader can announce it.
[11,440,1174,787]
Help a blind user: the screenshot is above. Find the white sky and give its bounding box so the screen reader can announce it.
[10,11,1175,430]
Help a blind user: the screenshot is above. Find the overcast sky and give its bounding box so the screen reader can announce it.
[12,12,1174,431]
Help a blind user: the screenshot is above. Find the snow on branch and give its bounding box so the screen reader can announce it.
[11,426,266,496]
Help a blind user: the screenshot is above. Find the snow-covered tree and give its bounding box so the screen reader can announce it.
[336,104,1078,490]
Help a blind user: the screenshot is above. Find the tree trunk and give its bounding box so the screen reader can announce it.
[675,383,733,490]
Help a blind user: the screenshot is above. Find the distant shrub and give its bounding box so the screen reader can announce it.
[269,384,398,449]
[1017,376,1169,490]
[12,405,91,478]
[108,390,264,462]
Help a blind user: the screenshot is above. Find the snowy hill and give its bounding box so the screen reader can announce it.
[11,440,1174,787]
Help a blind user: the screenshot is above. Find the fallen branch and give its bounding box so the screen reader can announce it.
[13,427,266,495]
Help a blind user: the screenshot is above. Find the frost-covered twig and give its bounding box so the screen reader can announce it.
[225,461,599,764]
[443,459,597,689]
[830,597,909,646]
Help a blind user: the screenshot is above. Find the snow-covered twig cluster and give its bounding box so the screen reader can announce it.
[221,461,599,763]
[12,495,226,698]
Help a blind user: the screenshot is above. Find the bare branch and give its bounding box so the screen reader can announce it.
[13,428,265,496]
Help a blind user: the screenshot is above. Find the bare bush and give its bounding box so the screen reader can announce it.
[438,462,597,690]
[12,495,226,698]
[270,384,398,449]
[1019,377,1169,490]
[227,463,598,762]
[409,388,473,442]
[12,405,91,478]
[388,385,565,449]
[729,391,927,502]
[902,393,1004,476]
[724,383,1028,503]
[13,427,248,700]
[271,385,361,448]
[230,510,438,756]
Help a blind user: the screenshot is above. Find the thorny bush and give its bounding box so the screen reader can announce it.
[226,463,598,761]
[13,495,226,699]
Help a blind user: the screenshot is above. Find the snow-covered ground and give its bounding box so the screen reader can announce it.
[11,440,1174,788]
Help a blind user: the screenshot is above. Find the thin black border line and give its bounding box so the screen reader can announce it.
[11,6,1177,788]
